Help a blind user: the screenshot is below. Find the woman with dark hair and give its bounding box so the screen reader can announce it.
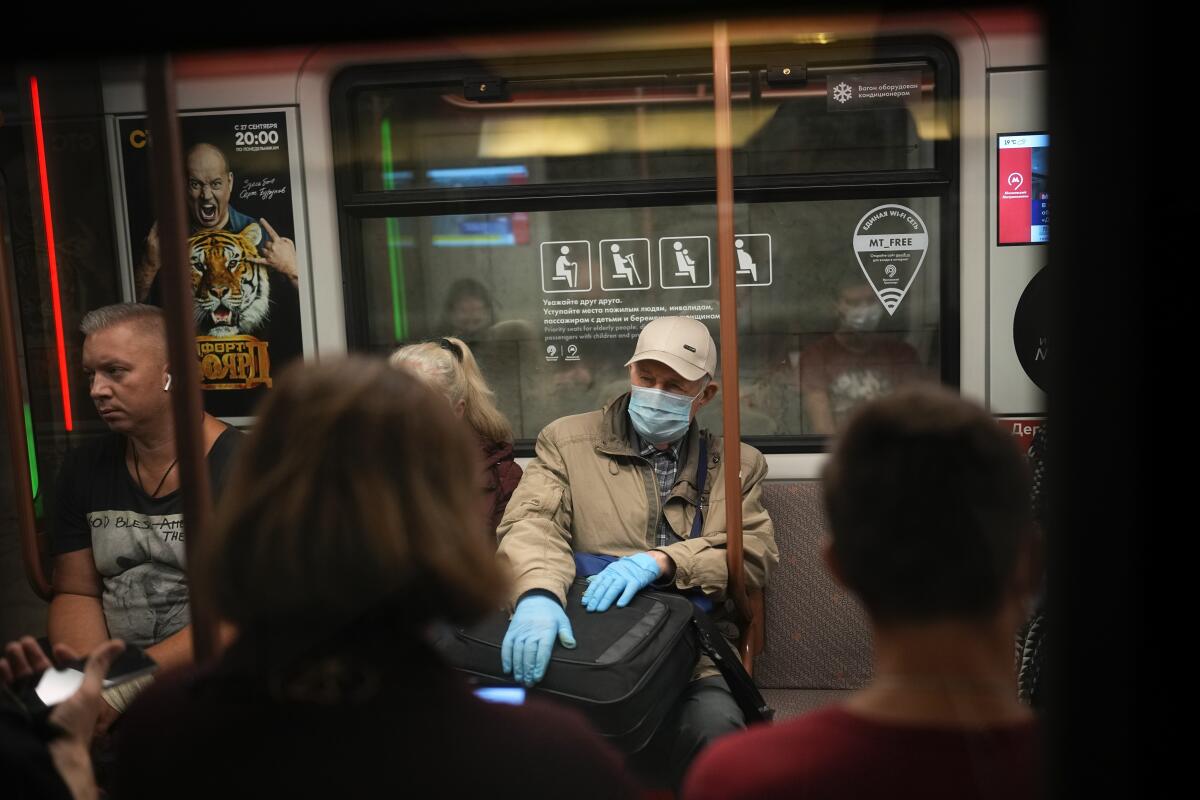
[111,358,637,799]
[440,278,496,342]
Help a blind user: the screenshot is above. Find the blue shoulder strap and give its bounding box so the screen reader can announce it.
[690,436,708,539]
[573,552,618,577]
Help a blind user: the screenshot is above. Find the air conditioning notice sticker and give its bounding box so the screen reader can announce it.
[827,71,922,111]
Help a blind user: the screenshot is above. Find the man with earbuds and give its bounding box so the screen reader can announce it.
[496,316,778,789]
[48,303,241,734]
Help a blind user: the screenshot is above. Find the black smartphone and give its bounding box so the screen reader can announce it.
[34,643,158,706]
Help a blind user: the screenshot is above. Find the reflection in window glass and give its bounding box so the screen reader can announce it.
[355,76,719,191]
[733,198,940,437]
[357,198,939,440]
[361,205,721,438]
[352,63,938,192]
[733,67,937,175]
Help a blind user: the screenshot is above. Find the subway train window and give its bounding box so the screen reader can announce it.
[333,37,956,446]
[357,204,721,439]
[729,62,939,177]
[351,71,720,189]
[354,196,942,440]
[8,63,128,443]
[348,52,940,191]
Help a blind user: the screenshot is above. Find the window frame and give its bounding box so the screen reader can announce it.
[329,34,960,455]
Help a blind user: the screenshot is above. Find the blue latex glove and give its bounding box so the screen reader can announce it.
[501,595,576,687]
[581,552,661,613]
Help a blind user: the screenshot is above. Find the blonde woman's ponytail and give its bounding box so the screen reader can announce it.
[390,337,513,444]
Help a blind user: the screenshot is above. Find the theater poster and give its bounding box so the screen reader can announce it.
[113,108,309,420]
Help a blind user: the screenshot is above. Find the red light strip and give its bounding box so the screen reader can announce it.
[30,76,73,431]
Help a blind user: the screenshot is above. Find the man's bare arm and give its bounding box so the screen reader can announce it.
[134,223,160,301]
[48,550,109,654]
[141,619,239,672]
[802,388,836,435]
[144,624,192,671]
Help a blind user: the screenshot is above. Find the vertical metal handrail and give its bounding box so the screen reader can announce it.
[145,56,218,664]
[0,182,52,601]
[711,23,755,647]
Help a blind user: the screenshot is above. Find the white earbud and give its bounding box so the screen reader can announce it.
[164,374,172,392]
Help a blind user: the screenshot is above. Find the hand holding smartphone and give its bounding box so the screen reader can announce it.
[34,642,158,707]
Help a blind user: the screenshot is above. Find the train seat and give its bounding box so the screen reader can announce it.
[755,481,873,719]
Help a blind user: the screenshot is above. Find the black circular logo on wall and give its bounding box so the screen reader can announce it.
[1013,266,1049,392]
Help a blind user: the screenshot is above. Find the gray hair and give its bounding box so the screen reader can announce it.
[80,303,166,341]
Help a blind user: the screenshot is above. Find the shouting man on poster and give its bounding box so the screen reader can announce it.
[135,142,299,300]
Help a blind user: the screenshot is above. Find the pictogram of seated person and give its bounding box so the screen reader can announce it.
[496,316,779,790]
[47,304,242,734]
[684,385,1041,800]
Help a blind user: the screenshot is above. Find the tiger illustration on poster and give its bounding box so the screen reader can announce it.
[189,223,271,337]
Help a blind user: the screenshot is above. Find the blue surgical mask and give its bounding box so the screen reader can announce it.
[628,384,701,444]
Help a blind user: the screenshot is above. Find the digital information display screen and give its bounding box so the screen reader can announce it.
[428,165,530,247]
[998,133,1048,245]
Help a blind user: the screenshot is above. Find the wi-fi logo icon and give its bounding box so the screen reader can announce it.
[878,288,905,314]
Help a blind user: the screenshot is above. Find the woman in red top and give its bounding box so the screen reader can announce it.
[392,336,522,535]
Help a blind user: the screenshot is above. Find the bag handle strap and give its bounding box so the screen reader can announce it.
[690,608,774,725]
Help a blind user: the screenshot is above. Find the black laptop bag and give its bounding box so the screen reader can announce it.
[434,577,699,754]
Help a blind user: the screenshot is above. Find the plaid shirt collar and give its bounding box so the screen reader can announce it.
[636,434,683,463]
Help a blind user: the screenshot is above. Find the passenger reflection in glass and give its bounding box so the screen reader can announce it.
[800,276,923,434]
[391,336,522,535]
[111,359,638,799]
[439,278,496,343]
[684,385,1040,800]
[496,316,779,790]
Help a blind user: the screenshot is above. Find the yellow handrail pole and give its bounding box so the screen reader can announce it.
[711,22,752,630]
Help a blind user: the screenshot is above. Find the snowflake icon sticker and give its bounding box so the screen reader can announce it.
[832,82,853,104]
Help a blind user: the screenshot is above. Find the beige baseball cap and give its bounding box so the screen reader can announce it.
[624,316,717,382]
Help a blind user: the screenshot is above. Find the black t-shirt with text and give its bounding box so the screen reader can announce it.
[51,427,243,648]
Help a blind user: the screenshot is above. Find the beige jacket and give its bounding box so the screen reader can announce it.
[497,393,779,615]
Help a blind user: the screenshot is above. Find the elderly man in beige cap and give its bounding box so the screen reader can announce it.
[497,316,778,789]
